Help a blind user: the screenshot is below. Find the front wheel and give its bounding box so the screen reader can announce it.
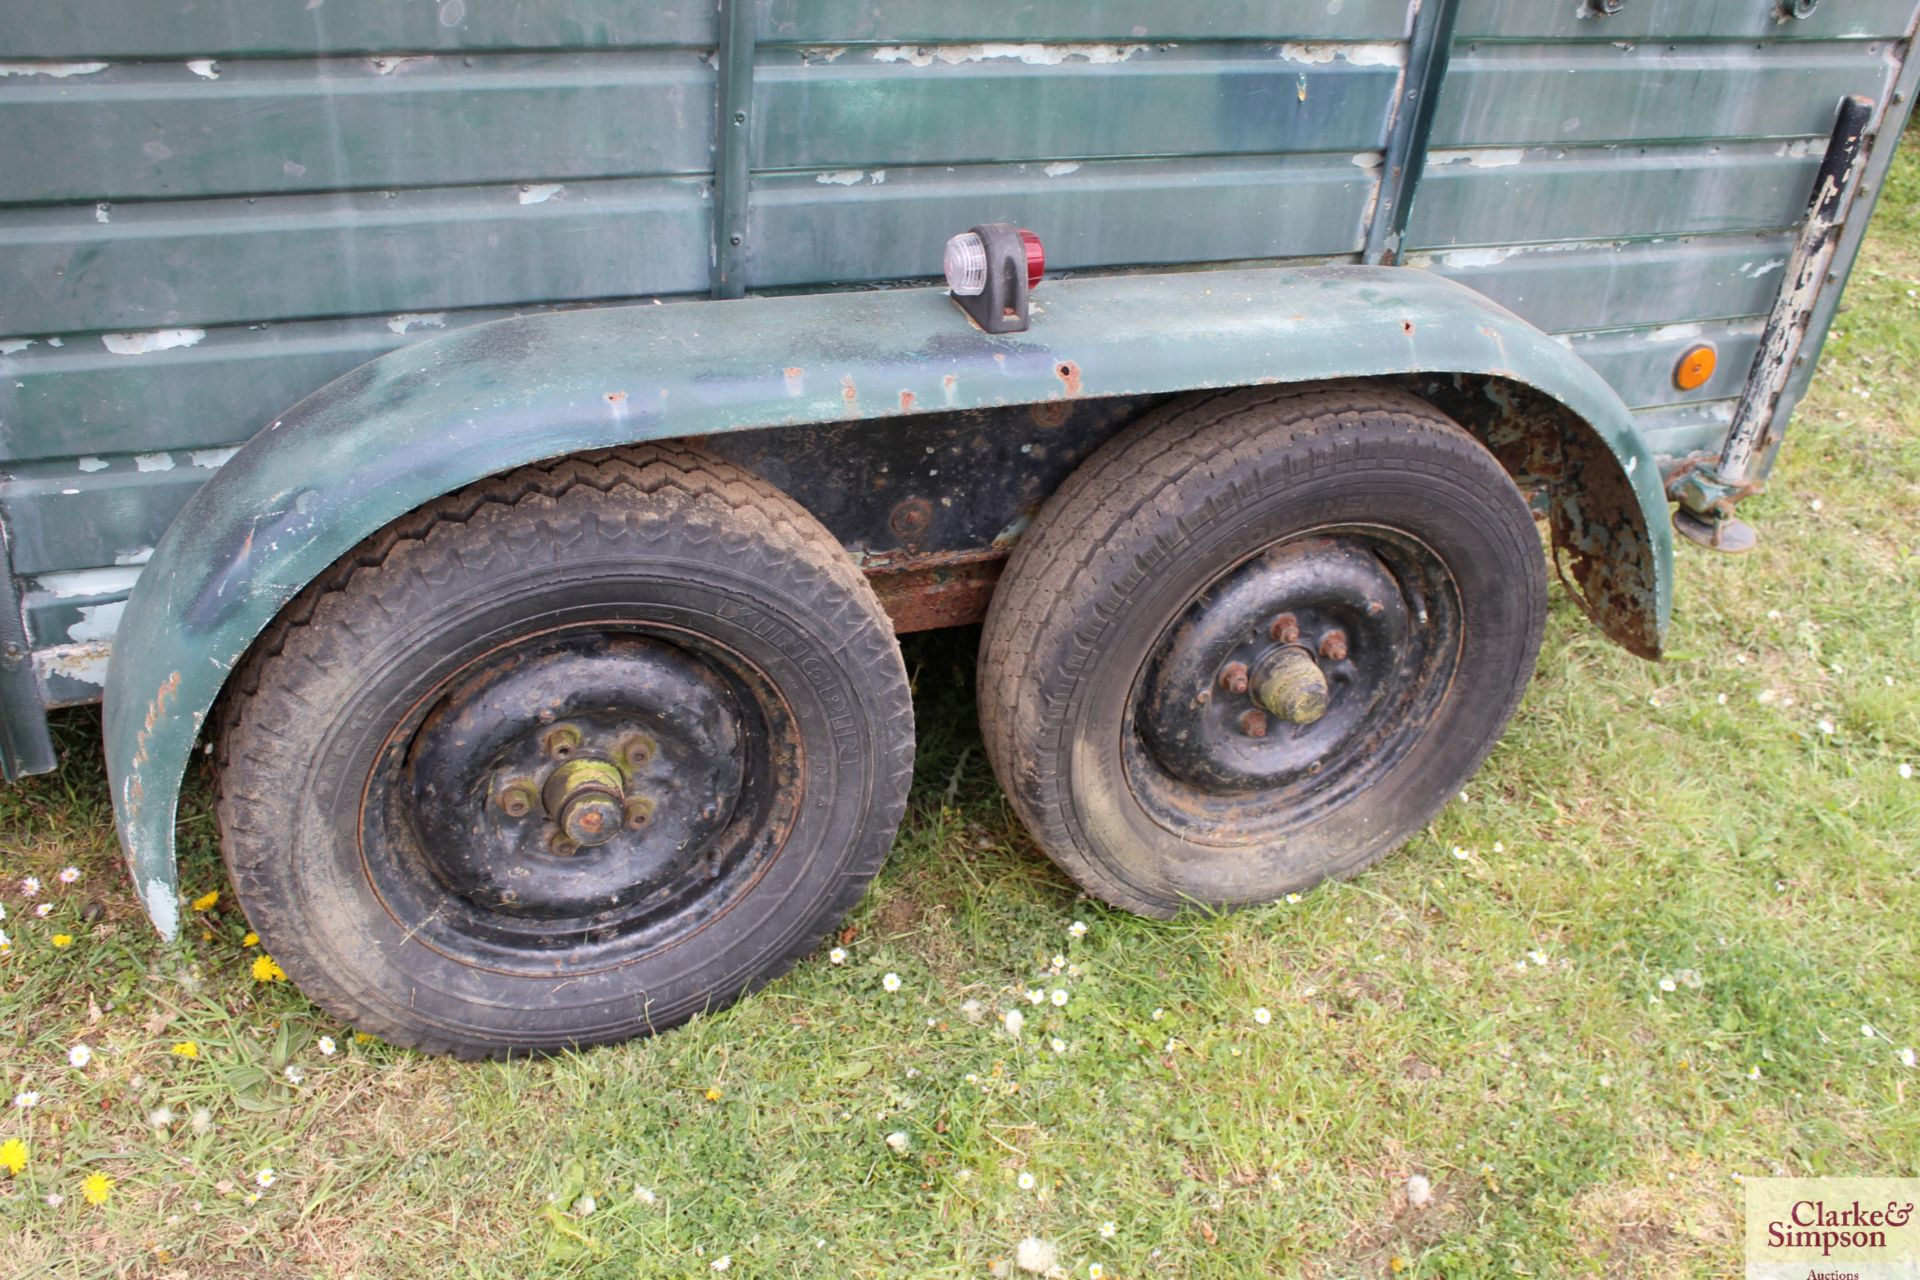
[978,386,1546,917]
[215,445,914,1056]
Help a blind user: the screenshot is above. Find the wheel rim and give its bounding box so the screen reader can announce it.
[1125,527,1462,846]
[359,624,799,974]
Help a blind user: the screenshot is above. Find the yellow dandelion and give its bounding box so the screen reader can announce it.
[704,1087,722,1102]
[170,1041,200,1060]
[82,1171,113,1205]
[251,954,287,983]
[51,934,74,948]
[1389,1258,1409,1274]
[0,1137,26,1176]
[190,890,220,912]
[242,932,259,947]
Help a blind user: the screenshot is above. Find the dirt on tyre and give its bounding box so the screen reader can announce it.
[978,385,1546,917]
[214,444,913,1057]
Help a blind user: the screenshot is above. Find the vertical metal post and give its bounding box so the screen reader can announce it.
[710,0,757,299]
[1362,0,1461,266]
[0,519,57,781]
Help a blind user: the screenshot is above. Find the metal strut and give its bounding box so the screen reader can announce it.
[710,0,757,299]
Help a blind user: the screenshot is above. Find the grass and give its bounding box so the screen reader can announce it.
[3,141,1918,1280]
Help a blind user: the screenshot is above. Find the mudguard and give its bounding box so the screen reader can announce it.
[104,265,1672,936]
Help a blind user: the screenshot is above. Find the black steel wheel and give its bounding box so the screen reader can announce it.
[215,445,913,1056]
[978,386,1545,916]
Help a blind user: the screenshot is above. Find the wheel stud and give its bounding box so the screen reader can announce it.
[1238,708,1269,738]
[1319,630,1349,662]
[1269,612,1301,644]
[542,724,583,758]
[548,831,581,857]
[617,733,656,771]
[624,796,656,830]
[1218,661,1250,695]
[496,779,537,818]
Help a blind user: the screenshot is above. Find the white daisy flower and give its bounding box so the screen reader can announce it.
[881,972,901,993]
[1816,718,1836,736]
[1068,921,1087,939]
[1099,1221,1117,1239]
[1900,763,1913,780]
[58,866,80,884]
[34,903,52,918]
[255,1167,275,1188]
[1862,1024,1875,1039]
[1049,988,1068,1007]
[634,1185,657,1205]
[828,947,847,965]
[1150,1008,1165,1021]
[1027,989,1046,1006]
[1050,954,1067,971]
[283,1066,304,1085]
[68,1043,92,1068]
[1017,1171,1037,1190]
[1451,846,1470,861]
[20,877,39,897]
[1527,950,1548,966]
[1089,1265,1106,1279]
[1252,1007,1272,1025]
[1900,1047,1916,1068]
[1658,978,1677,993]
[885,1130,910,1154]
[1284,892,1302,904]
[1748,1066,1762,1080]
[14,1091,39,1109]
[711,1256,731,1272]
[1049,1038,1066,1054]
[44,1193,62,1207]
[317,1036,336,1056]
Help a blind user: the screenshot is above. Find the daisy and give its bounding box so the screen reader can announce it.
[711,1257,731,1273]
[1862,1024,1876,1039]
[1049,988,1068,1007]
[1900,1048,1916,1068]
[44,1193,63,1207]
[885,1131,910,1154]
[255,1167,275,1188]
[881,972,901,993]
[20,877,39,897]
[1017,1171,1037,1190]
[1658,978,1677,993]
[829,947,847,964]
[1026,989,1045,1006]
[633,1185,657,1205]
[14,1091,40,1109]
[1748,1066,1762,1080]
[1049,1038,1066,1054]
[1099,1221,1117,1240]
[34,904,52,918]
[1284,892,1303,904]
[68,1043,92,1069]
[1068,921,1087,939]
[1050,953,1067,971]
[1253,1007,1272,1025]
[1089,1266,1106,1279]
[317,1036,336,1056]
[1900,763,1913,780]
[58,866,80,884]
[1151,1008,1165,1021]
[1816,719,1836,736]
[283,1066,304,1085]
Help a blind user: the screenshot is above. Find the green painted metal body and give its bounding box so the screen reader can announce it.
[102,265,1670,937]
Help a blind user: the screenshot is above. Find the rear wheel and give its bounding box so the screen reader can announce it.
[215,445,913,1056]
[978,386,1546,916]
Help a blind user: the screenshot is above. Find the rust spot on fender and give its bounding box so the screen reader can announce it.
[1055,360,1082,397]
[899,390,916,412]
[783,366,805,396]
[604,390,627,403]
[1401,319,1414,335]
[841,374,858,415]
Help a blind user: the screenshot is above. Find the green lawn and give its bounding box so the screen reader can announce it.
[3,141,1917,1279]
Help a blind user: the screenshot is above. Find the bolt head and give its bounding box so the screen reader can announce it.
[548,832,581,857]
[1319,630,1349,662]
[1219,661,1250,695]
[1238,708,1269,738]
[496,780,536,818]
[624,796,656,830]
[1270,613,1301,644]
[542,725,582,758]
[618,734,655,770]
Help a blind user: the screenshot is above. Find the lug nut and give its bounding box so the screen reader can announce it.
[542,725,582,758]
[618,734,656,771]
[1270,612,1301,644]
[1219,661,1250,695]
[548,832,581,857]
[1319,630,1349,662]
[496,780,537,818]
[1238,708,1269,738]
[624,796,656,830]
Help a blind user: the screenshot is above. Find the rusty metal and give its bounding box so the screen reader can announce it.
[863,547,1006,633]
[1269,613,1301,644]
[542,757,627,849]
[495,778,537,818]
[888,497,935,541]
[1218,661,1251,695]
[623,795,656,830]
[1237,708,1269,739]
[1319,630,1349,662]
[541,724,583,759]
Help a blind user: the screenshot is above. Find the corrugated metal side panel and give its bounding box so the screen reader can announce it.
[757,0,1415,43]
[1406,23,1906,434]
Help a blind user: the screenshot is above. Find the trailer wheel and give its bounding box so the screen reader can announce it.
[978,386,1545,916]
[214,445,913,1056]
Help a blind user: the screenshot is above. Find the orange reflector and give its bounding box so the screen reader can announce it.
[1674,343,1717,391]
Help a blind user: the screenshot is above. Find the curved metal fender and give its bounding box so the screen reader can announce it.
[104,265,1671,936]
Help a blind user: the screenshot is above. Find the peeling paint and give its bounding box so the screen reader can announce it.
[870,43,1147,67]
[0,62,108,78]
[1043,162,1081,177]
[518,183,566,205]
[186,59,220,80]
[816,170,866,186]
[102,329,205,356]
[1430,147,1525,169]
[1440,246,1517,269]
[0,338,35,356]
[368,56,432,75]
[783,366,805,396]
[69,600,128,643]
[1649,323,1704,341]
[135,452,177,472]
[1739,258,1788,279]
[1278,42,1406,67]
[36,566,145,599]
[95,203,110,224]
[189,447,241,469]
[143,878,179,942]
[76,455,109,473]
[387,312,447,335]
[114,547,154,566]
[799,46,847,63]
[1350,152,1383,170]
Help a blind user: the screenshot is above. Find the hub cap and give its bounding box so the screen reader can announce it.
[1127,530,1461,844]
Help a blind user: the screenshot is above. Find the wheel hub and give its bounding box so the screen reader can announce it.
[1137,536,1417,793]
[403,634,746,919]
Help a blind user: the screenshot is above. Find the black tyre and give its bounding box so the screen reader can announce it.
[215,445,913,1056]
[978,386,1546,917]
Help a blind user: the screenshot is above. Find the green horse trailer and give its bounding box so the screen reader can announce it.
[1,1,1914,1055]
